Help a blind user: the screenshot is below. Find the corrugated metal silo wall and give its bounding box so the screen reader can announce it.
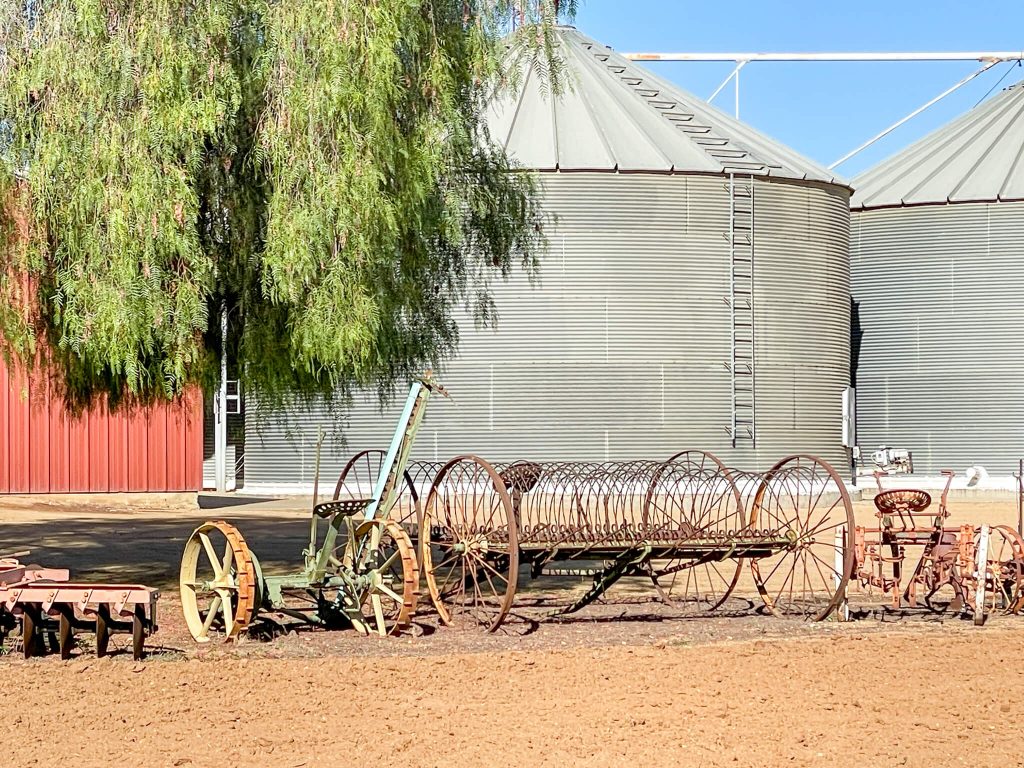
[244,174,851,487]
[851,201,1024,474]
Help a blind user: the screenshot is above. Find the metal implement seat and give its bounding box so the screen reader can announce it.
[873,489,938,531]
[312,499,373,519]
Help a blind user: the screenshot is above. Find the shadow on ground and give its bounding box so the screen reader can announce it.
[198,494,283,510]
[0,512,316,592]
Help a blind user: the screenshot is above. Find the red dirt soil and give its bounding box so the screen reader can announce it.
[4,630,1023,767]
[3,494,1024,766]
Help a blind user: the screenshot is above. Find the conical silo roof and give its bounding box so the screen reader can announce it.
[852,80,1024,210]
[486,27,847,186]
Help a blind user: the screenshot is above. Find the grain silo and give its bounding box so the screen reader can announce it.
[241,27,853,490]
[851,80,1024,476]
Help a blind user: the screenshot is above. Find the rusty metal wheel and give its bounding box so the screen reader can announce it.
[421,455,519,632]
[994,525,1024,615]
[988,525,1024,612]
[180,520,259,643]
[644,451,747,612]
[964,524,1024,624]
[749,455,855,620]
[335,450,438,543]
[336,518,419,636]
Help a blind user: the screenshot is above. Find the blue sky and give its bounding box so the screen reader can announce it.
[574,1,1024,179]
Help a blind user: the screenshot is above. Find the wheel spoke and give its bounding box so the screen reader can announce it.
[216,588,234,636]
[436,559,461,598]
[371,594,386,637]
[377,582,404,604]
[200,596,222,637]
[200,533,223,578]
[221,540,234,578]
[378,547,401,573]
[468,552,509,585]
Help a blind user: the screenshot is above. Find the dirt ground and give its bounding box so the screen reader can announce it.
[3,493,1024,767]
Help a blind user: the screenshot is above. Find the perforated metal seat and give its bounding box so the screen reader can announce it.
[873,488,940,532]
[312,498,373,519]
[874,489,932,516]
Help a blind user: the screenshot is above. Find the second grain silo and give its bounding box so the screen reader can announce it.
[241,27,853,489]
[851,80,1024,476]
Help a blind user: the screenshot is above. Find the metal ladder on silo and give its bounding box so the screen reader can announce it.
[726,174,756,447]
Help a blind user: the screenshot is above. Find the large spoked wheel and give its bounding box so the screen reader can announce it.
[645,450,745,613]
[335,450,426,536]
[180,521,259,642]
[966,525,1024,624]
[749,455,855,620]
[421,455,519,632]
[994,525,1024,614]
[339,518,419,637]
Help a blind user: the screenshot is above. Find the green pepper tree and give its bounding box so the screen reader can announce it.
[0,0,575,408]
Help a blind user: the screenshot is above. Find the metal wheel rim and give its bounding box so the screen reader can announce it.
[421,454,519,632]
[179,520,258,643]
[749,455,855,621]
[334,449,422,534]
[345,518,419,636]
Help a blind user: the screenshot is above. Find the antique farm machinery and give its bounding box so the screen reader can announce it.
[851,471,1024,624]
[177,370,1024,642]
[1,553,158,659]
[179,377,448,641]
[418,452,856,631]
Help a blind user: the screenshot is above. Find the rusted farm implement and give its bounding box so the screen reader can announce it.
[850,471,1024,624]
[331,446,858,629]
[1,553,158,659]
[414,452,855,630]
[179,376,1024,643]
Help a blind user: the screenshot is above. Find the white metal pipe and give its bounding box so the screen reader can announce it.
[625,51,1024,63]
[215,303,228,493]
[735,64,740,119]
[828,60,998,169]
[708,60,746,104]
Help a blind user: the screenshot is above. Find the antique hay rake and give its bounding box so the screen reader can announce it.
[417,452,856,631]
[178,376,448,642]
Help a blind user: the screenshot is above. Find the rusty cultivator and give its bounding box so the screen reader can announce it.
[1,554,158,659]
[851,471,1024,623]
[179,376,448,641]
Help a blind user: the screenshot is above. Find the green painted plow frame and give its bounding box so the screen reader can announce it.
[179,376,447,641]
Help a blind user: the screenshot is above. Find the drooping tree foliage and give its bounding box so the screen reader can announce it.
[0,0,576,407]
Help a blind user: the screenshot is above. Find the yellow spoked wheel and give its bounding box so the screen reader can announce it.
[180,520,259,642]
[339,518,419,636]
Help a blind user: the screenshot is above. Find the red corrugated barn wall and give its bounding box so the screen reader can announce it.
[0,358,203,493]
